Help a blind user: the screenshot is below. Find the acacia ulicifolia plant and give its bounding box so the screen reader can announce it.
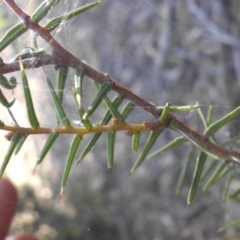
[1,1,240,224]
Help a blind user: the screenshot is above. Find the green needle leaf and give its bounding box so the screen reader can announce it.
[227,188,240,200]
[31,0,61,23]
[132,133,140,152]
[0,133,22,178]
[14,135,27,155]
[216,164,233,182]
[197,106,208,129]
[72,68,93,130]
[200,160,217,182]
[74,68,85,106]
[6,108,18,126]
[157,104,198,112]
[170,120,218,160]
[203,163,228,191]
[147,136,186,159]
[187,152,207,205]
[56,66,68,104]
[159,102,171,123]
[204,106,240,137]
[107,131,115,169]
[93,82,124,121]
[20,60,39,128]
[206,104,214,126]
[197,104,216,144]
[0,89,15,108]
[175,146,194,194]
[71,84,93,130]
[45,1,100,31]
[55,66,68,126]
[34,131,60,173]
[120,102,135,119]
[131,128,164,173]
[0,23,26,53]
[218,219,240,232]
[82,81,113,121]
[46,77,70,126]
[60,135,82,198]
[222,170,233,200]
[14,48,45,60]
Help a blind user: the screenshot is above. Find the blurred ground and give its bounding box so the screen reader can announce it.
[1,0,240,239]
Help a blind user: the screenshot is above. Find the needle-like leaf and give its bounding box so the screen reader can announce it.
[93,82,124,121]
[170,120,218,160]
[56,66,68,104]
[131,128,164,173]
[45,1,100,31]
[14,135,27,155]
[197,105,208,129]
[14,48,45,60]
[46,77,70,126]
[0,89,15,108]
[60,135,82,198]
[132,133,140,152]
[187,152,207,205]
[82,81,113,121]
[218,219,240,232]
[159,102,171,123]
[222,170,233,200]
[72,68,93,130]
[0,133,22,177]
[206,104,214,126]
[200,160,217,182]
[147,136,186,159]
[175,146,194,194]
[120,102,135,119]
[34,131,60,173]
[203,163,228,191]
[157,104,198,112]
[107,131,115,169]
[20,60,39,128]
[204,106,240,137]
[31,0,61,23]
[227,188,240,200]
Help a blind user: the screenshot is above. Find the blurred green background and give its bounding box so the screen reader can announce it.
[1,0,240,239]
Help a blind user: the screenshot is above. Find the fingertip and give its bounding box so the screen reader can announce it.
[0,178,17,196]
[0,178,18,239]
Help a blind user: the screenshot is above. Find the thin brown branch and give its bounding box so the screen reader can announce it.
[0,54,55,74]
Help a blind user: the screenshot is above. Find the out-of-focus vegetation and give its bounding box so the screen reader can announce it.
[1,0,240,239]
